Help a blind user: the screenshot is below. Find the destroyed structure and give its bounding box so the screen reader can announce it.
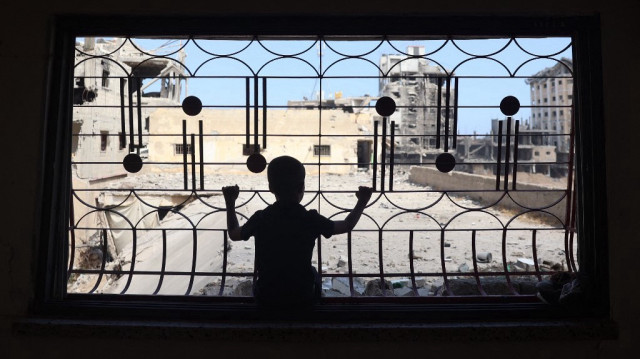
[454,59,573,177]
[73,37,187,181]
[379,45,454,163]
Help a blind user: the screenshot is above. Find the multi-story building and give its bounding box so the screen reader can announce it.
[525,58,573,155]
[379,46,453,162]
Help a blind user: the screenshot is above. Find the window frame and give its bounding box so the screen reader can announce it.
[35,15,609,322]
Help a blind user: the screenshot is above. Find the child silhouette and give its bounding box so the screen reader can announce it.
[223,155,372,307]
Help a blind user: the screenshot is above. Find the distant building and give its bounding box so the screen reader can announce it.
[525,58,573,155]
[379,46,453,162]
[73,37,187,181]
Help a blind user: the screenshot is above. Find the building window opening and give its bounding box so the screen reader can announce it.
[100,131,108,151]
[313,144,331,156]
[175,143,192,155]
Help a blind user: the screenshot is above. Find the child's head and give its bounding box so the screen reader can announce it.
[268,156,305,203]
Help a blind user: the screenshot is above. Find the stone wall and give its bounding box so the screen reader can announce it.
[409,166,569,223]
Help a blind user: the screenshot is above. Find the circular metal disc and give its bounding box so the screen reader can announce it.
[123,153,143,173]
[435,152,456,173]
[182,96,203,116]
[247,153,267,173]
[375,96,396,117]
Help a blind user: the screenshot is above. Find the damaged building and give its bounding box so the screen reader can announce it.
[379,45,455,163]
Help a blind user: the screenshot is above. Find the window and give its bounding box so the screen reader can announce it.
[40,15,608,321]
[174,143,192,155]
[313,144,331,156]
[100,131,108,151]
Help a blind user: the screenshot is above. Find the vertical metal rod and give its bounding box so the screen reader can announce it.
[219,230,228,296]
[153,229,168,295]
[184,228,198,295]
[199,120,204,190]
[182,120,188,190]
[191,134,196,191]
[136,77,143,155]
[512,120,520,190]
[381,119,387,193]
[317,234,322,296]
[88,229,109,294]
[440,229,451,295]
[128,77,135,152]
[119,78,126,148]
[245,77,250,149]
[501,229,518,295]
[504,117,512,191]
[444,76,451,152]
[409,230,418,296]
[120,229,137,294]
[347,231,355,296]
[531,230,542,281]
[378,230,386,296]
[262,77,267,149]
[389,121,395,192]
[372,121,378,191]
[496,121,503,190]
[564,230,572,273]
[453,77,459,149]
[436,77,442,149]
[67,192,77,282]
[471,230,487,295]
[254,76,259,152]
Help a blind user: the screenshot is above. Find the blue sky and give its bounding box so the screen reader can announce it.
[123,37,572,135]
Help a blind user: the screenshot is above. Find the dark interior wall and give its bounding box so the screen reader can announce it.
[1,0,639,357]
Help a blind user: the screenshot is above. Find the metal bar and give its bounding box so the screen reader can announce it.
[453,76,459,149]
[409,230,418,296]
[381,119,387,193]
[67,192,77,282]
[504,117,512,191]
[436,77,442,149]
[445,76,451,152]
[191,133,196,191]
[317,234,323,297]
[119,78,126,149]
[471,230,487,295]
[184,228,198,295]
[347,231,355,296]
[531,230,542,281]
[119,228,137,294]
[254,76,259,151]
[245,77,250,148]
[496,120,503,190]
[182,120,188,190]
[199,120,204,190]
[88,229,109,294]
[378,229,386,296]
[440,229,451,295]
[128,77,135,152]
[372,120,378,191]
[152,229,168,295]
[512,120,520,190]
[501,228,518,295]
[219,230,228,296]
[389,120,395,192]
[262,77,267,149]
[136,77,143,155]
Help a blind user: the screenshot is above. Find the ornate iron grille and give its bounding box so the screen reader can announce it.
[68,35,577,302]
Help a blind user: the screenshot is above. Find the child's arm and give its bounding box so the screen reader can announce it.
[333,186,373,235]
[222,185,243,241]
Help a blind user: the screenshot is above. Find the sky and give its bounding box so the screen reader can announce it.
[88,36,573,135]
